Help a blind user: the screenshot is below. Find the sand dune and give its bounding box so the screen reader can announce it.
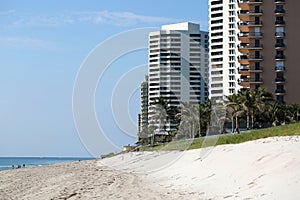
[100,136,300,199]
[0,136,299,199]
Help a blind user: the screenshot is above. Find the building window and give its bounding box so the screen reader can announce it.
[229,69,235,74]
[229,4,235,9]
[229,76,235,81]
[229,43,235,48]
[229,50,235,54]
[229,56,235,61]
[229,63,235,68]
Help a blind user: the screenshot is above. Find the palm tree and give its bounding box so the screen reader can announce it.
[150,97,180,132]
[240,89,256,129]
[199,100,211,136]
[150,104,167,131]
[226,93,244,133]
[176,102,200,139]
[267,102,287,126]
[288,103,300,122]
[209,102,227,135]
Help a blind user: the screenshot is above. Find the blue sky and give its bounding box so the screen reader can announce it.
[0,0,208,157]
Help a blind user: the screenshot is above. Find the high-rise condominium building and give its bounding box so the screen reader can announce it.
[209,0,241,102]
[237,0,300,104]
[148,22,209,131]
[138,75,149,138]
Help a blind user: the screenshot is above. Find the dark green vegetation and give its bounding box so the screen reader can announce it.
[138,88,300,147]
[142,122,300,151]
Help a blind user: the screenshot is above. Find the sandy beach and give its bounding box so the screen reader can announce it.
[1,136,299,200]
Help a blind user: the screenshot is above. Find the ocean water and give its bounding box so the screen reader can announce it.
[0,157,94,171]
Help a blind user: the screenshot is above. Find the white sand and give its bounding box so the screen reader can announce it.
[100,136,300,200]
[0,136,299,199]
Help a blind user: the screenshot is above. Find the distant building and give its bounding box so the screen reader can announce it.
[138,75,149,139]
[147,22,209,131]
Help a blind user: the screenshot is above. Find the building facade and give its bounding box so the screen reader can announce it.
[209,0,241,102]
[147,22,209,131]
[237,0,300,104]
[138,75,149,138]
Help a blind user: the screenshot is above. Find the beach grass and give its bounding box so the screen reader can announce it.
[142,122,300,151]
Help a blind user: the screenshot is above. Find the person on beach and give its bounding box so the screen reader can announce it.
[23,164,25,168]
[12,165,14,169]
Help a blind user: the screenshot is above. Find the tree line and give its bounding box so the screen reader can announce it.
[138,88,300,145]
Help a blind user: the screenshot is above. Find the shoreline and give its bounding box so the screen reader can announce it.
[0,157,94,171]
[1,136,299,199]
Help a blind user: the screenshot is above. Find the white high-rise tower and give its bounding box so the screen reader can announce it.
[209,0,241,101]
[148,22,209,131]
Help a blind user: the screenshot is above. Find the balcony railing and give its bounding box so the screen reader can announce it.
[275,77,285,83]
[275,32,285,37]
[275,9,285,14]
[239,55,263,60]
[275,43,285,48]
[275,89,285,94]
[275,66,285,71]
[238,32,263,38]
[238,67,250,72]
[238,67,263,72]
[275,20,286,25]
[238,0,263,3]
[238,78,263,83]
[239,10,263,14]
[238,44,263,49]
[275,55,285,59]
[238,21,263,26]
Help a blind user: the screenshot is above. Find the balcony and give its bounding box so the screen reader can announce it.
[238,78,263,86]
[275,8,285,15]
[275,55,285,60]
[238,0,263,9]
[275,66,285,72]
[238,66,263,75]
[275,20,286,26]
[238,55,263,64]
[239,10,263,15]
[238,21,263,32]
[238,44,263,53]
[275,77,285,83]
[275,43,285,49]
[239,44,263,49]
[238,32,263,42]
[238,0,263,2]
[238,21,263,26]
[238,10,263,20]
[238,67,251,75]
[275,89,285,95]
[275,32,285,37]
